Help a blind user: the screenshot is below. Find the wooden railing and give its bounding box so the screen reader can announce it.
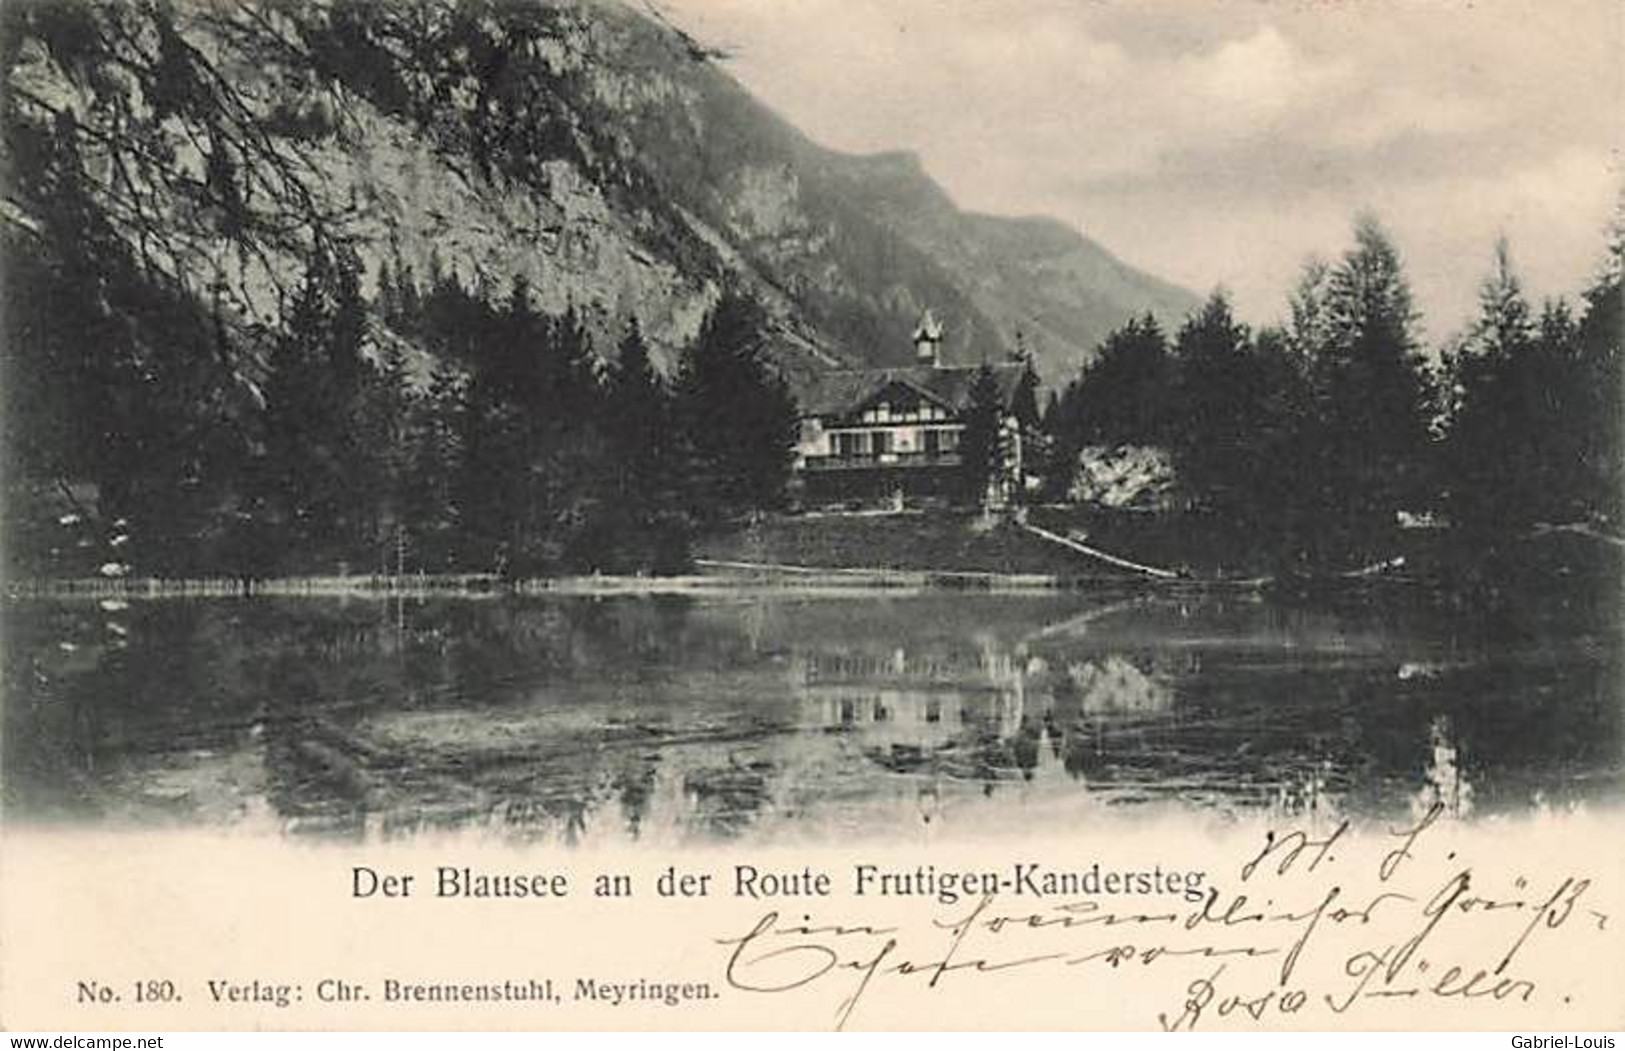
[801,450,963,471]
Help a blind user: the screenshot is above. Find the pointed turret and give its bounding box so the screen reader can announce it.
[913,309,944,367]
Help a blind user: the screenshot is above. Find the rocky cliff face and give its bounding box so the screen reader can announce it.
[3,0,1194,388]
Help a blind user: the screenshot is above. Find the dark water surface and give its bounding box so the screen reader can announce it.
[3,589,1620,844]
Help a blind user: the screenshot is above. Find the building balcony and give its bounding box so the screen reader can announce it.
[801,450,964,471]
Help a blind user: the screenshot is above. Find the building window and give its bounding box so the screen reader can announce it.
[835,431,881,457]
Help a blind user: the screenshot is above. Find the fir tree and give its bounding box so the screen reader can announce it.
[1071,313,1174,446]
[1300,216,1437,562]
[958,364,1005,509]
[1042,313,1172,497]
[1240,325,1315,554]
[258,261,343,563]
[1010,349,1042,428]
[1574,225,1623,526]
[673,289,798,522]
[603,318,689,571]
[1169,291,1252,515]
[403,362,465,570]
[1441,240,1543,537]
[606,318,669,497]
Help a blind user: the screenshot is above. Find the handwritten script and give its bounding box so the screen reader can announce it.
[713,806,1611,1030]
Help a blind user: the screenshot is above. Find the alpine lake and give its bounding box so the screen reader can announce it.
[3,583,1619,845]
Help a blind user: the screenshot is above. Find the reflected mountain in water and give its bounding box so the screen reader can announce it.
[2,591,1619,845]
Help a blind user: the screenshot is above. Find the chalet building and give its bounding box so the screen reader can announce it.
[792,311,1039,508]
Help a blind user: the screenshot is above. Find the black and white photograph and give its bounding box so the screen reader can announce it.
[0,0,1619,1034]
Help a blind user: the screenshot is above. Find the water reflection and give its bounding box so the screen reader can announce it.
[1414,714,1474,820]
[2,591,1618,845]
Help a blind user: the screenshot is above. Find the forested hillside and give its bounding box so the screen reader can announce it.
[1,0,1193,578]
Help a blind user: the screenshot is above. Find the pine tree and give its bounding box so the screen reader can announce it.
[1010,351,1041,429]
[330,250,391,561]
[452,283,530,573]
[258,262,342,563]
[1442,240,1543,536]
[3,108,250,575]
[356,337,412,568]
[1072,313,1174,446]
[673,289,798,522]
[541,304,611,571]
[958,364,1005,509]
[1287,257,1335,360]
[403,362,465,570]
[1169,291,1252,516]
[602,318,688,571]
[1300,216,1437,562]
[605,318,669,496]
[1041,389,1062,434]
[1241,326,1315,553]
[251,246,411,571]
[440,279,615,576]
[1042,313,1172,497]
[1574,225,1623,526]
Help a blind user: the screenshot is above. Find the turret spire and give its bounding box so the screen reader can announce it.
[913,309,944,366]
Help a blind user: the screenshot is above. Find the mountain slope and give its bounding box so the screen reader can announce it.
[1,0,1193,391]
[820,153,1200,378]
[598,17,1199,379]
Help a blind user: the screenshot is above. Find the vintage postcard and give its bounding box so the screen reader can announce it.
[1,0,1621,1034]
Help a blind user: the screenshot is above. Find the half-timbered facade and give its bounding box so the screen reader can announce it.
[792,312,1036,507]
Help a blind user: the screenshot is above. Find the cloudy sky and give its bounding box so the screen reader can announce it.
[661,0,1620,339]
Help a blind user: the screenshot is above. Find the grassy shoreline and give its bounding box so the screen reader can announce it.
[3,567,1086,599]
[9,509,1618,604]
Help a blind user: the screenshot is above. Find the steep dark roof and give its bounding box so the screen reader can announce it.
[793,363,1026,418]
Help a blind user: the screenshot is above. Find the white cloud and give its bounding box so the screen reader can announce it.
[1170,25,1353,130]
